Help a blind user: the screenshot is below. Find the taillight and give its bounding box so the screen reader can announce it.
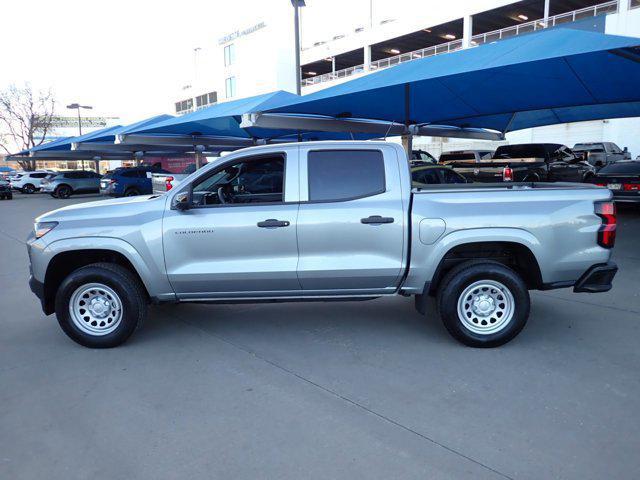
[623,183,640,191]
[594,182,606,187]
[165,176,174,191]
[109,178,116,184]
[502,166,513,182]
[595,201,616,249]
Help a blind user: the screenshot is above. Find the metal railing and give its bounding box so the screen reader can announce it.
[301,0,621,88]
[301,39,463,87]
[471,0,619,46]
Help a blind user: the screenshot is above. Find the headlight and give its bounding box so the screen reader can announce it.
[34,221,58,239]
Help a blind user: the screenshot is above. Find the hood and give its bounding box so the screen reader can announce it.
[36,194,163,223]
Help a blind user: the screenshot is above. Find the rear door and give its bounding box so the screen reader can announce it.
[296,145,406,295]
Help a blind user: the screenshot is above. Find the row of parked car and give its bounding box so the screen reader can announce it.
[410,142,640,204]
[2,141,638,204]
[1,165,173,199]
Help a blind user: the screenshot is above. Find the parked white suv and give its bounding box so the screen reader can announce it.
[10,171,55,194]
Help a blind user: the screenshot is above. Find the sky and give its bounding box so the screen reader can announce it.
[0,0,448,124]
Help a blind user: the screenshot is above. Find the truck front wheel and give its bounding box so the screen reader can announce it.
[437,261,530,348]
[54,263,147,348]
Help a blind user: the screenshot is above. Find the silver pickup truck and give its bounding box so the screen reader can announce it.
[27,141,618,349]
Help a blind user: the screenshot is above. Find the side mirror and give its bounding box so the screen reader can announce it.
[624,147,629,152]
[173,190,191,211]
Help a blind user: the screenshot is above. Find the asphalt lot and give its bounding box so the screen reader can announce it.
[1,193,639,480]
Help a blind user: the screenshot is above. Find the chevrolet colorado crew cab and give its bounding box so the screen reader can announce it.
[27,141,618,349]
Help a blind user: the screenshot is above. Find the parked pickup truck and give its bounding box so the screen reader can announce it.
[27,141,617,349]
[151,164,197,194]
[573,142,631,168]
[448,144,595,183]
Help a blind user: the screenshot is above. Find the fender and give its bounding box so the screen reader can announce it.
[39,236,176,302]
[403,227,544,292]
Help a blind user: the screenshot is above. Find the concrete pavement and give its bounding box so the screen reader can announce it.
[1,194,639,479]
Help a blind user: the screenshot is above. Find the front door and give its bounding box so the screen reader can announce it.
[162,151,301,298]
[296,146,406,295]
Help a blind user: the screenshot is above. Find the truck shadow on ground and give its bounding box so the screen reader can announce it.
[131,295,565,350]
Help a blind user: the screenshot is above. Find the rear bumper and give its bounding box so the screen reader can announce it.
[573,262,618,293]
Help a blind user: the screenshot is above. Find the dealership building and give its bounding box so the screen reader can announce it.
[175,0,640,157]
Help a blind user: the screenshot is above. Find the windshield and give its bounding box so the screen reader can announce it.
[574,144,602,152]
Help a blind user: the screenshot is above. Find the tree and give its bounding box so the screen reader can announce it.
[0,84,55,171]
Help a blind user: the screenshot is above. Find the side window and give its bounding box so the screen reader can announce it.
[121,170,137,178]
[191,155,285,207]
[32,172,48,179]
[308,150,385,202]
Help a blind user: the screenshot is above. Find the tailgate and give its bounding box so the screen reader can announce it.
[152,174,170,194]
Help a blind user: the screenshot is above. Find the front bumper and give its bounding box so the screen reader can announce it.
[28,273,52,314]
[573,262,618,293]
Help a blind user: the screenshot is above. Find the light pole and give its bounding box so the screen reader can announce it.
[67,103,93,170]
[291,0,306,95]
[66,103,92,136]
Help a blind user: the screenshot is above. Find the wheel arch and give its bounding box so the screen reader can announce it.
[39,237,172,314]
[428,240,543,295]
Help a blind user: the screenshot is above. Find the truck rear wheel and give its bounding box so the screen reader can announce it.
[436,260,530,348]
[54,263,147,348]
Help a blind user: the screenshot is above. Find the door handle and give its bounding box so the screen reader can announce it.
[257,219,290,228]
[361,215,394,225]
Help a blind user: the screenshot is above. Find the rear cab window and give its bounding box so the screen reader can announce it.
[307,150,385,202]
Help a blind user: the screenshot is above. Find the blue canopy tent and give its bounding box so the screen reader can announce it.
[71,114,175,152]
[242,28,640,146]
[117,90,380,151]
[7,115,191,165]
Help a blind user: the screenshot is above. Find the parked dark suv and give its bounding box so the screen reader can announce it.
[100,165,170,197]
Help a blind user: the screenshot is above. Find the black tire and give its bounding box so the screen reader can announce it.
[6,193,11,200]
[55,263,148,348]
[124,188,140,197]
[22,184,36,194]
[55,185,72,199]
[436,260,530,348]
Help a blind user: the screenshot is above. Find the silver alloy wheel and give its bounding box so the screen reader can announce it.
[457,280,515,335]
[69,283,123,336]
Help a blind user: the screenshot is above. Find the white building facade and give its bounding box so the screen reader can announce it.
[175,0,640,157]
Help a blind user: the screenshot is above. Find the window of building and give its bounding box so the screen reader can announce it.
[225,77,236,99]
[631,0,640,9]
[175,98,194,115]
[195,91,218,109]
[307,150,385,202]
[224,43,236,66]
